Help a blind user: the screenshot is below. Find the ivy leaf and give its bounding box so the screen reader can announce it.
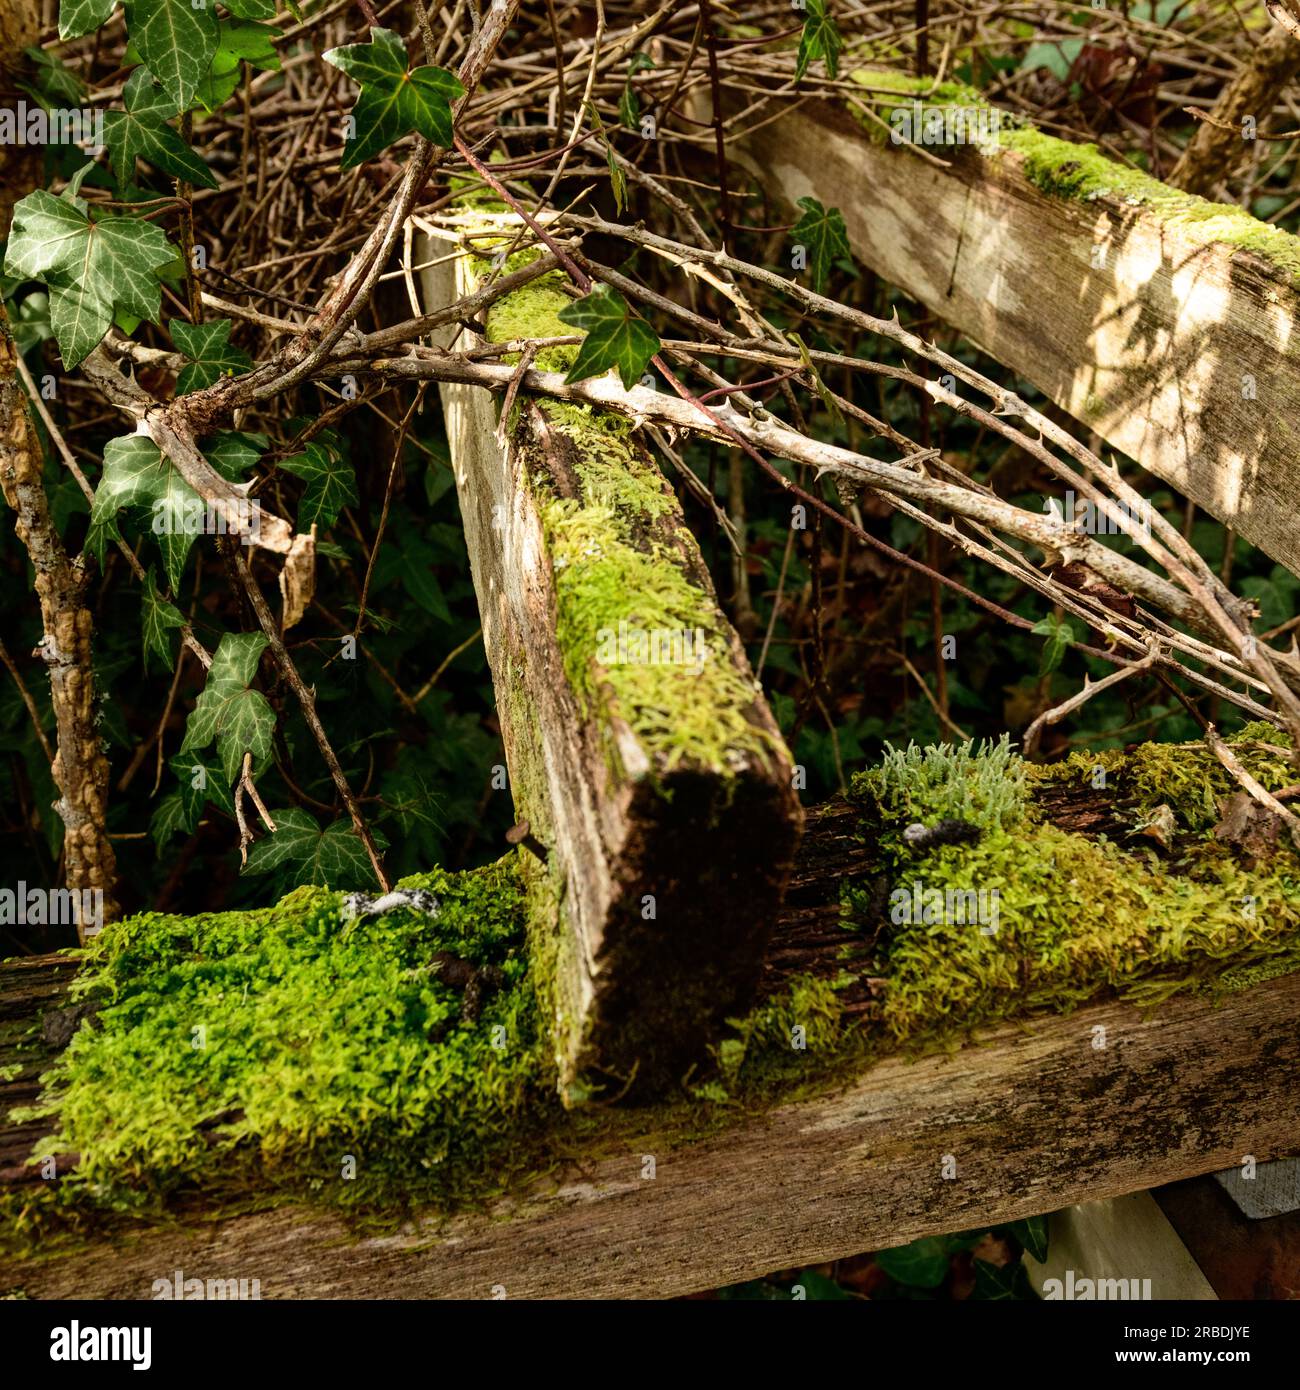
[171,318,252,393]
[140,565,186,672]
[556,285,659,389]
[216,19,281,70]
[169,751,235,830]
[131,0,219,110]
[20,47,86,107]
[619,52,654,129]
[999,1215,1050,1264]
[222,0,277,19]
[1032,613,1077,676]
[105,69,216,192]
[193,19,280,112]
[971,1257,1038,1301]
[59,0,118,41]
[3,190,177,368]
[585,100,626,213]
[130,0,220,112]
[85,434,201,590]
[796,0,842,81]
[180,632,275,784]
[278,439,358,528]
[203,430,266,480]
[874,1236,951,1288]
[149,790,188,850]
[242,807,380,889]
[323,27,463,170]
[791,196,850,295]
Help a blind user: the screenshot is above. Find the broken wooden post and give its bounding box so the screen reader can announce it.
[417,216,803,1097]
[5,920,1298,1299]
[716,73,1300,577]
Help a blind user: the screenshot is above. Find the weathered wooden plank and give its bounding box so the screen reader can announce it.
[3,954,1297,1299]
[722,85,1300,576]
[417,223,802,1096]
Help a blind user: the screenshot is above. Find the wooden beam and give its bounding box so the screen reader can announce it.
[417,222,802,1096]
[721,87,1300,576]
[3,945,1297,1298]
[4,804,1299,1300]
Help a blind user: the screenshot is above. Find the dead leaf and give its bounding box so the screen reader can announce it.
[279,526,317,633]
[1136,802,1177,851]
[1213,790,1283,868]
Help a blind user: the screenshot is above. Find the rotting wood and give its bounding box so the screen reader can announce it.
[2,801,1298,1300]
[2,947,1297,1297]
[417,224,803,1097]
[718,85,1300,579]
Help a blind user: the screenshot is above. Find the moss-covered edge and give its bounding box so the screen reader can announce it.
[844,67,1300,284]
[845,730,1300,1043]
[462,230,778,779]
[448,221,792,1098]
[7,734,1300,1265]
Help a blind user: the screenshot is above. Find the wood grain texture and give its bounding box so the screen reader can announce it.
[726,98,1300,577]
[3,958,1297,1299]
[417,230,801,1093]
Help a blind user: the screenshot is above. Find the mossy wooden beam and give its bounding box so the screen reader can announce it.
[6,753,1300,1299]
[717,73,1300,577]
[2,933,1297,1299]
[417,221,803,1097]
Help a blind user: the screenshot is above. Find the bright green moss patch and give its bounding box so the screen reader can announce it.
[3,861,554,1245]
[1004,128,1300,282]
[10,740,1300,1254]
[544,489,772,775]
[451,216,777,780]
[540,401,676,520]
[712,973,850,1095]
[531,401,774,778]
[1029,722,1294,833]
[475,249,580,373]
[846,735,1300,1043]
[847,66,990,127]
[0,877,864,1253]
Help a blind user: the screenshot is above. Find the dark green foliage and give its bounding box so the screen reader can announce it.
[557,285,661,388]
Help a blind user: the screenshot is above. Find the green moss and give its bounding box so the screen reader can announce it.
[544,493,771,774]
[1005,128,1300,281]
[449,212,777,780]
[848,67,988,115]
[1029,723,1294,833]
[857,734,1026,837]
[474,249,580,372]
[3,861,554,1246]
[846,735,1300,1043]
[8,737,1300,1255]
[714,973,849,1093]
[532,386,773,780]
[846,66,1300,285]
